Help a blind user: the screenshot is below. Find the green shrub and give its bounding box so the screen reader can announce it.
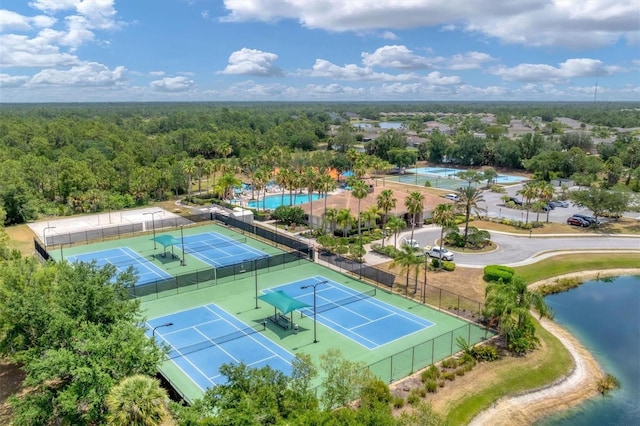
[421,365,440,382]
[441,357,457,369]
[455,367,466,376]
[407,389,422,405]
[469,344,501,362]
[424,380,438,393]
[392,396,405,409]
[483,265,515,283]
[441,261,456,271]
[442,371,456,381]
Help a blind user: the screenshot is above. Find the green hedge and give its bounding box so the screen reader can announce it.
[483,265,515,283]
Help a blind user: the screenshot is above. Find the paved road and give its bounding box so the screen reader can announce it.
[384,226,640,268]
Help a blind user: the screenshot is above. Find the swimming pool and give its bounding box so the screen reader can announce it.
[406,167,527,184]
[247,193,325,210]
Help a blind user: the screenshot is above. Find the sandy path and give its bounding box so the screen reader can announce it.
[469,269,640,425]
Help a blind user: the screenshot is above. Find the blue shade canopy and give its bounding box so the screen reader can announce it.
[258,291,310,314]
[153,235,181,248]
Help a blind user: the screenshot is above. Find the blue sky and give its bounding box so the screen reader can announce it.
[1,0,638,102]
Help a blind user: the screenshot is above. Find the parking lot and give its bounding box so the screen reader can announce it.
[477,183,638,225]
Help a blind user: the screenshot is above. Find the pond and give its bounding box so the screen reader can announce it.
[538,275,640,425]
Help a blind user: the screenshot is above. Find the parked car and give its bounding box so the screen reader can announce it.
[507,196,522,206]
[541,203,554,211]
[572,214,600,225]
[443,193,460,202]
[425,246,455,261]
[567,216,590,227]
[549,200,569,208]
[401,238,420,249]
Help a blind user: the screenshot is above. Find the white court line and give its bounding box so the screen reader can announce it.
[301,275,434,347]
[203,305,295,365]
[149,324,211,392]
[120,247,167,279]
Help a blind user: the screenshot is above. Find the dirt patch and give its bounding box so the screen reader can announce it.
[0,360,25,424]
[5,224,36,255]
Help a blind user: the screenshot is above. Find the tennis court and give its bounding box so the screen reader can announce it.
[181,232,267,267]
[148,304,295,391]
[266,276,435,349]
[66,247,172,285]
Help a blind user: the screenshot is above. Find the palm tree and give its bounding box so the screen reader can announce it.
[432,203,457,266]
[201,159,216,194]
[319,173,337,219]
[484,275,550,353]
[517,182,538,225]
[335,208,355,238]
[537,181,555,223]
[322,207,338,234]
[193,155,206,195]
[253,166,271,210]
[216,141,233,159]
[390,245,423,294]
[376,189,397,228]
[385,215,406,248]
[361,205,380,234]
[106,375,170,426]
[302,166,318,229]
[216,172,241,201]
[458,185,485,244]
[404,191,425,241]
[350,178,370,242]
[181,158,197,196]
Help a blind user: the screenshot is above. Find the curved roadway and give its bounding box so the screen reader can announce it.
[383,226,640,268]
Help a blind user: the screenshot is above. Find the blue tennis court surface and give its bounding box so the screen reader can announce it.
[182,232,267,267]
[266,276,435,349]
[66,247,172,286]
[148,304,295,391]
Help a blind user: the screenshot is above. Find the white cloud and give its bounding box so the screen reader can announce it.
[149,71,165,76]
[29,62,126,86]
[447,51,496,70]
[221,48,283,76]
[150,76,195,92]
[0,32,80,67]
[493,58,623,83]
[307,59,418,81]
[424,71,461,85]
[381,31,398,40]
[361,45,434,69]
[29,0,77,13]
[221,0,638,48]
[0,9,56,31]
[0,73,30,88]
[76,0,119,30]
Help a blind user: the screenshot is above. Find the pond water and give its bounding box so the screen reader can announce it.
[537,275,640,425]
[379,121,404,129]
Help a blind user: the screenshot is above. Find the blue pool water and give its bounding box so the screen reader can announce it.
[247,193,324,210]
[538,275,640,426]
[406,167,527,184]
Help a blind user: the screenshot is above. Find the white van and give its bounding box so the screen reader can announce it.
[401,238,420,249]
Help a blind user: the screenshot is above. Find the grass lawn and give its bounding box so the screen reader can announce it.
[515,253,640,284]
[442,321,572,425]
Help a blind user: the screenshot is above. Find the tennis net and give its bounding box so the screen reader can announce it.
[167,323,264,359]
[302,288,377,316]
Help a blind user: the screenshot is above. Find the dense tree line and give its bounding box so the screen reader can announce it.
[1,102,638,226]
